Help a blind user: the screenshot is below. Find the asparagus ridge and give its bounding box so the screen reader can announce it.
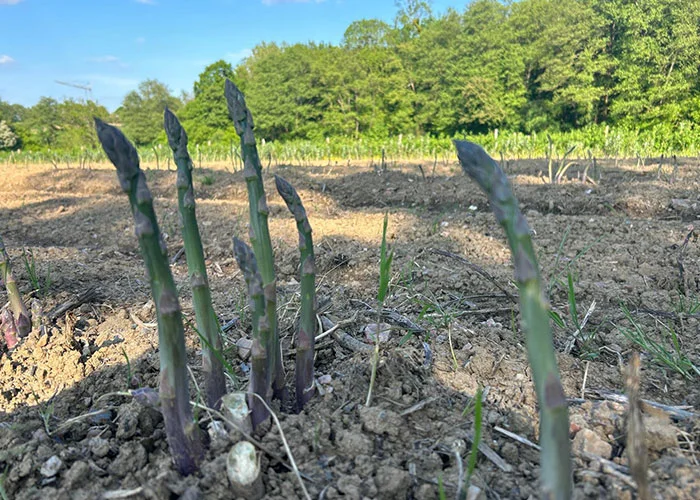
[164,108,226,409]
[233,237,271,428]
[453,140,572,499]
[225,79,286,402]
[274,175,317,410]
[94,117,203,475]
[0,235,31,341]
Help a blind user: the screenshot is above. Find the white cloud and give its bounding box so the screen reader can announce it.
[135,36,146,44]
[0,0,25,5]
[88,55,119,63]
[134,0,156,4]
[0,55,15,64]
[227,48,252,63]
[87,55,129,68]
[83,75,139,88]
[261,0,325,5]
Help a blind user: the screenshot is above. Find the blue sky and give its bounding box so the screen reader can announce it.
[0,0,464,111]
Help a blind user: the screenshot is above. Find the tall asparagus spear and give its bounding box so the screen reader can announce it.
[233,237,270,428]
[225,79,286,402]
[0,234,31,343]
[164,108,226,409]
[95,118,203,475]
[453,140,572,499]
[274,175,316,411]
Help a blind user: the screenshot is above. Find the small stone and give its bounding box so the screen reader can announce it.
[363,323,392,343]
[572,428,612,459]
[467,485,486,500]
[236,338,253,361]
[40,456,63,478]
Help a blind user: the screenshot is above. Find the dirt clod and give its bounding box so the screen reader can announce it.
[374,465,411,499]
[573,428,613,459]
[359,406,402,437]
[2,161,699,499]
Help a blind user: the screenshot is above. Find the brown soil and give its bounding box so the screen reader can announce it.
[1,157,699,499]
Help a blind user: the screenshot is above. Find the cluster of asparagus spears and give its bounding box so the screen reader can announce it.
[90,82,571,499]
[93,79,317,477]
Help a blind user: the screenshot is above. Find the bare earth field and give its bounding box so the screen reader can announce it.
[1,157,699,499]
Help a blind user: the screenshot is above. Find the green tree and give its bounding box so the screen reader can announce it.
[118,80,181,145]
[0,120,18,150]
[23,97,61,148]
[342,19,392,49]
[56,99,110,150]
[235,43,326,140]
[595,0,700,125]
[180,60,237,144]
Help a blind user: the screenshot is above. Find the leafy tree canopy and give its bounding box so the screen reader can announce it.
[5,0,700,150]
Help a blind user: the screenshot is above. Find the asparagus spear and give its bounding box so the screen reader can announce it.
[94,118,203,475]
[274,175,316,410]
[1,308,19,350]
[0,234,31,342]
[164,108,226,409]
[225,79,286,402]
[233,237,270,428]
[453,140,572,499]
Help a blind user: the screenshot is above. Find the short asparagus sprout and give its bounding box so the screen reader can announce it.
[227,441,265,500]
[164,107,226,409]
[225,79,286,402]
[233,237,271,429]
[1,309,19,350]
[453,140,572,499]
[221,392,253,437]
[94,118,203,475]
[0,235,31,344]
[274,175,317,411]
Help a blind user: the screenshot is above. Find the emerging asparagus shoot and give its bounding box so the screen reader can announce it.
[225,79,286,402]
[274,175,317,411]
[0,234,32,346]
[95,117,203,475]
[453,140,572,499]
[233,237,271,428]
[164,107,226,409]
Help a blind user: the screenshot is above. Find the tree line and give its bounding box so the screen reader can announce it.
[2,0,699,153]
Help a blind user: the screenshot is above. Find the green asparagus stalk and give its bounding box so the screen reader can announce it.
[1,309,19,350]
[94,118,203,475]
[225,79,286,402]
[164,107,226,410]
[274,175,316,410]
[453,140,572,499]
[233,237,270,428]
[0,234,31,342]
